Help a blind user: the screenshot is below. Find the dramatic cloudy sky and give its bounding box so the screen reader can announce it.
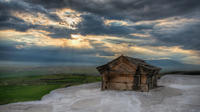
[0,0,200,65]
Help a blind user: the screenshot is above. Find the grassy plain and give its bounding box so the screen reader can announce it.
[0,74,101,105]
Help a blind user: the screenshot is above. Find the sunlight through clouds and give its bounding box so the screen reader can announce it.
[0,30,92,49]
[0,0,200,66]
[130,33,150,38]
[50,8,82,29]
[0,28,199,64]
[104,19,130,26]
[11,8,82,29]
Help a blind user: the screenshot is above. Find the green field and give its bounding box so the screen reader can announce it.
[0,74,101,105]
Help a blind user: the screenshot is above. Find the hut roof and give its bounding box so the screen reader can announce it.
[96,55,161,73]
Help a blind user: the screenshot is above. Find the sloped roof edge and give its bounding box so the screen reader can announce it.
[96,55,161,73]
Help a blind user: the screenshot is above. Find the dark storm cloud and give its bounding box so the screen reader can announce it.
[0,19,30,32]
[77,14,133,36]
[0,0,61,21]
[0,0,200,65]
[133,24,154,30]
[0,0,48,16]
[20,0,200,51]
[0,17,75,38]
[26,0,200,21]
[0,40,111,64]
[0,0,66,33]
[152,22,200,50]
[38,26,76,38]
[2,0,199,40]
[0,1,33,32]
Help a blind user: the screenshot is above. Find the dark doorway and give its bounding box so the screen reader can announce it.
[133,66,141,90]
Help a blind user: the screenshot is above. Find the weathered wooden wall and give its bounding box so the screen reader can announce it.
[102,72,135,90]
[101,60,159,92]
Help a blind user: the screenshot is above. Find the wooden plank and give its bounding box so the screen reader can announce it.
[109,76,134,83]
[108,82,134,90]
[141,75,147,84]
[111,62,137,74]
[108,72,134,77]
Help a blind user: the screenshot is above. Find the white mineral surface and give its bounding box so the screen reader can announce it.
[0,75,200,112]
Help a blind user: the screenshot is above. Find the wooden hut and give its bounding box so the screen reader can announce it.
[96,55,161,92]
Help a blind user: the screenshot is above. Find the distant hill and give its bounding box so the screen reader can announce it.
[0,65,98,78]
[146,59,200,72]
